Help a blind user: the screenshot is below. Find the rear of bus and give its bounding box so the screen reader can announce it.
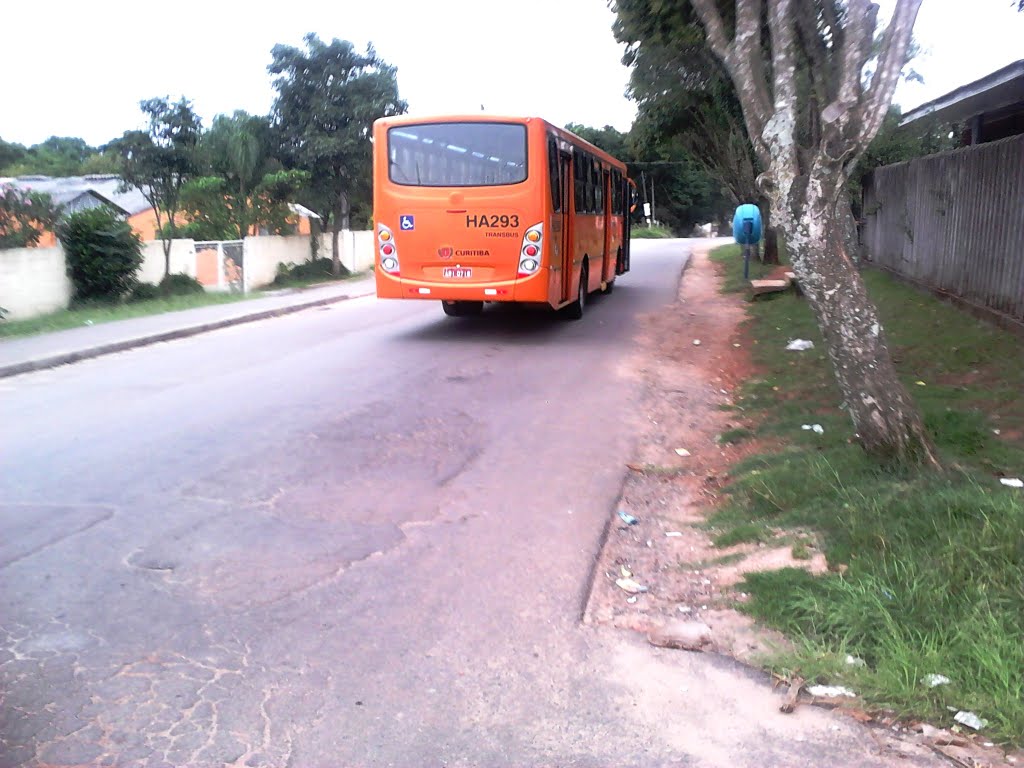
[372,116,553,314]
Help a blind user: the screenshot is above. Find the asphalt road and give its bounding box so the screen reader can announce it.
[0,240,923,768]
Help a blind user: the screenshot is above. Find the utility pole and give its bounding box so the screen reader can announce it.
[650,175,656,226]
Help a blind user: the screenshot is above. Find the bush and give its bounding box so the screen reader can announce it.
[270,257,337,286]
[159,273,205,297]
[58,207,143,302]
[128,283,161,303]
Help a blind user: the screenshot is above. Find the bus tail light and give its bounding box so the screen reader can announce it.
[518,223,543,276]
[378,224,400,274]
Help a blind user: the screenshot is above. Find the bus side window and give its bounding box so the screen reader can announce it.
[548,137,561,213]
[589,154,598,214]
[574,153,586,214]
[597,167,606,215]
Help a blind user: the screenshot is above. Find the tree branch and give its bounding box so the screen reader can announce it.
[766,0,798,112]
[859,0,923,144]
[825,0,874,125]
[794,0,832,104]
[692,0,773,166]
[690,0,732,61]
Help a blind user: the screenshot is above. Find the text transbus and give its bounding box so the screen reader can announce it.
[372,115,632,318]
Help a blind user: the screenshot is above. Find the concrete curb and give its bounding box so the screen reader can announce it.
[0,288,375,379]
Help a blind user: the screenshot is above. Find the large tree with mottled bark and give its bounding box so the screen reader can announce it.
[680,0,936,466]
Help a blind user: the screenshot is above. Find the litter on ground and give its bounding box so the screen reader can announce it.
[786,339,814,351]
[806,685,856,698]
[615,577,649,594]
[953,711,988,730]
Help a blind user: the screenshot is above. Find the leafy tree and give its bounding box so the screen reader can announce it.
[675,0,935,466]
[564,123,632,161]
[616,3,781,257]
[269,34,407,275]
[565,122,727,233]
[107,97,202,279]
[252,169,312,234]
[0,137,27,172]
[174,168,310,240]
[172,176,238,240]
[199,112,273,238]
[0,184,61,248]
[58,207,143,302]
[0,136,119,177]
[79,151,122,175]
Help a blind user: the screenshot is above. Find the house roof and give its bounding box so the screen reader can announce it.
[900,59,1024,128]
[57,189,131,216]
[0,175,153,216]
[288,203,322,220]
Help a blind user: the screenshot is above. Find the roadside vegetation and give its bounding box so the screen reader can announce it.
[709,244,1024,746]
[631,225,676,239]
[267,257,364,290]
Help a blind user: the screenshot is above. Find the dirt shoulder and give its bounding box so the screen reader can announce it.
[585,244,1017,768]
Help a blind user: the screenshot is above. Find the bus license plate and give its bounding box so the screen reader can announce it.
[443,267,472,279]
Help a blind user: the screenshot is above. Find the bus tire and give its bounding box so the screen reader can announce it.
[442,300,483,317]
[565,263,587,320]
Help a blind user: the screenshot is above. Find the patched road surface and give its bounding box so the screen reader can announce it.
[1,240,940,767]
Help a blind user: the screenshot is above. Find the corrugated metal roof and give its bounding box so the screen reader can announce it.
[0,175,153,216]
[901,59,1024,128]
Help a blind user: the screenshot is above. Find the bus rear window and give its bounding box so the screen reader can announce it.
[387,122,527,187]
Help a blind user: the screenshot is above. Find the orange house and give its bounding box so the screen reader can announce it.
[3,174,319,247]
[2,175,185,247]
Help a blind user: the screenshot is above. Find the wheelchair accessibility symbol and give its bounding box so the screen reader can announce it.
[400,215,415,231]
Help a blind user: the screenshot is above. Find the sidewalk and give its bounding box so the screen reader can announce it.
[0,276,376,378]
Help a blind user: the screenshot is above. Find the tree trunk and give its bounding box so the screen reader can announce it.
[781,172,939,467]
[330,213,342,278]
[330,193,352,278]
[835,186,863,267]
[758,199,780,265]
[161,240,170,280]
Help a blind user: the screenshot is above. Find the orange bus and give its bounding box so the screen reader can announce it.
[372,115,632,319]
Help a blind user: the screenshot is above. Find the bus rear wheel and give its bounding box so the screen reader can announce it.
[442,300,483,317]
[565,264,588,320]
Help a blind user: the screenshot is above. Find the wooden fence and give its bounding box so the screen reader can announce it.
[862,133,1024,328]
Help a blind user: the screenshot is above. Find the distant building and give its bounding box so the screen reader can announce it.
[900,58,1024,146]
[2,174,320,247]
[0,174,161,246]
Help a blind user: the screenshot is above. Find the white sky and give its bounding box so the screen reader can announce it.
[1,0,1022,148]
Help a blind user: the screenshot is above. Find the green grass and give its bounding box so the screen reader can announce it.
[719,427,754,445]
[709,244,1024,745]
[631,225,675,239]
[712,522,772,547]
[0,292,252,338]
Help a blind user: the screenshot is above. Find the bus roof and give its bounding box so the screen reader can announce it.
[374,114,627,170]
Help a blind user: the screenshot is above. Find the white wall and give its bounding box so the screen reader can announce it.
[138,239,197,285]
[318,230,374,273]
[0,245,72,320]
[243,235,313,291]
